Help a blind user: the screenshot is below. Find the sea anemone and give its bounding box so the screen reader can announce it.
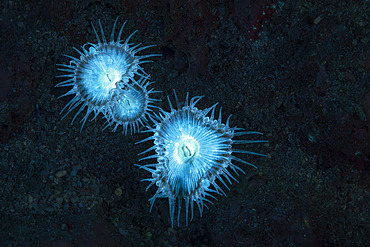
[137,92,267,226]
[56,17,160,133]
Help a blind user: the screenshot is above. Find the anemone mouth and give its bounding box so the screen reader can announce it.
[102,78,161,134]
[137,92,268,227]
[109,85,146,122]
[105,81,147,125]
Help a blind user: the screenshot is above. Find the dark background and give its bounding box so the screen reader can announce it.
[0,0,368,246]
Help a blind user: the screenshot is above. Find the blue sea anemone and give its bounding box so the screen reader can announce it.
[137,92,267,226]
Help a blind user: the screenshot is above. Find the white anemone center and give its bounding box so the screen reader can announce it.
[174,135,200,164]
[98,67,120,90]
[122,93,140,111]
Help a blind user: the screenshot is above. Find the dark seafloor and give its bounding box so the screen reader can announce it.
[0,0,369,246]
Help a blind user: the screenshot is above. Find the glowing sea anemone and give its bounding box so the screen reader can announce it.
[137,93,267,226]
[56,17,159,133]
